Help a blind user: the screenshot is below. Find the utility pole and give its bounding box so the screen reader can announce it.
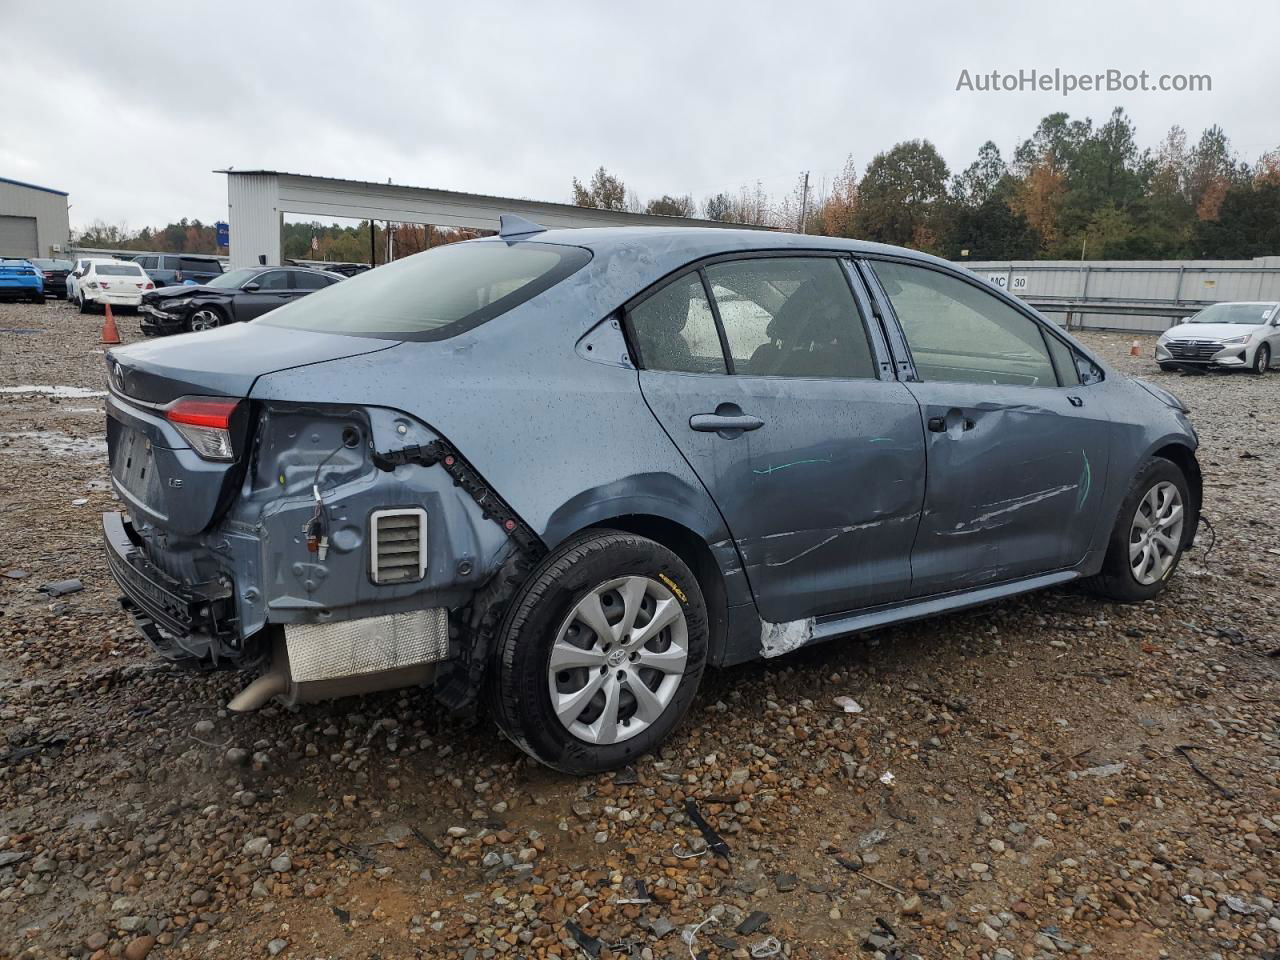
[798,171,810,234]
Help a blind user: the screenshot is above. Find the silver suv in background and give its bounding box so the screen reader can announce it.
[1156,301,1280,374]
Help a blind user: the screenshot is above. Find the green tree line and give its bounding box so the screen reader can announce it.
[573,108,1280,261]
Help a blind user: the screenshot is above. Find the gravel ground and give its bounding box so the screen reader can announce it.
[1,300,1278,960]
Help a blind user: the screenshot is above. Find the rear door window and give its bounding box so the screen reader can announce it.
[628,274,727,374]
[259,240,591,340]
[703,257,876,379]
[291,271,329,290]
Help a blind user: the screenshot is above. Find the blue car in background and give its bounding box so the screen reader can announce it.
[101,217,1203,774]
[0,259,45,303]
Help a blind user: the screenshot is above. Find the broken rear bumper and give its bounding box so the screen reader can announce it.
[102,511,240,659]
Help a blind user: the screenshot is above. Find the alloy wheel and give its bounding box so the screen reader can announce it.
[548,575,688,745]
[189,309,222,332]
[1129,481,1184,585]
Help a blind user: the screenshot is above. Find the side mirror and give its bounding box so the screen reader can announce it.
[242,282,260,292]
[1180,316,1191,323]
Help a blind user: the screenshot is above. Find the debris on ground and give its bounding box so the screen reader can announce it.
[1,306,1279,958]
[36,577,83,596]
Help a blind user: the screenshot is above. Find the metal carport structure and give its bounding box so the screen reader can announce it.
[218,170,767,269]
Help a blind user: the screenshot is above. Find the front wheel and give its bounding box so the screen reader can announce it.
[1086,458,1191,602]
[488,530,708,774]
[186,307,225,332]
[1252,343,1271,375]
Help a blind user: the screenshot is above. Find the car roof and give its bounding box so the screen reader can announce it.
[502,225,959,273]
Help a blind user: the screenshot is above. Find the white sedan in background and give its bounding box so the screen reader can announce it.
[76,260,155,314]
[1156,301,1280,374]
[66,257,120,303]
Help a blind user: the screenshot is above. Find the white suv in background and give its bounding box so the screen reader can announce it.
[75,260,155,314]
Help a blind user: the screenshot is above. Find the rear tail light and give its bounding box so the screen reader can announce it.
[144,281,154,289]
[166,396,241,461]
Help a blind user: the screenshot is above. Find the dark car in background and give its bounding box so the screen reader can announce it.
[288,260,371,278]
[0,259,45,303]
[102,219,1203,774]
[139,264,343,334]
[31,258,73,299]
[131,254,225,287]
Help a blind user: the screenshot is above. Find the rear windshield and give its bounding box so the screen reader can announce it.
[32,259,71,270]
[97,264,145,276]
[180,257,221,272]
[258,240,591,341]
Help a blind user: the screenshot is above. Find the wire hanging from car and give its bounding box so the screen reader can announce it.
[1196,513,1217,567]
[304,441,347,561]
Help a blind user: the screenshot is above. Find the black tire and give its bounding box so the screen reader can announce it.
[1086,457,1191,602]
[77,295,91,314]
[33,294,45,305]
[1252,344,1271,375]
[488,530,708,774]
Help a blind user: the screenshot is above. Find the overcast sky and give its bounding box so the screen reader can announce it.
[5,0,1276,231]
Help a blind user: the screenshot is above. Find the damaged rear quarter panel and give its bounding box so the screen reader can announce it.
[247,256,752,645]
[215,402,512,630]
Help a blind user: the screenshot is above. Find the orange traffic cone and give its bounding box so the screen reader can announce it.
[100,303,121,345]
[1129,340,1141,357]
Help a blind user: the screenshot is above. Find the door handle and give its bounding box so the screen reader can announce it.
[690,413,765,433]
[928,414,976,433]
[1067,395,1084,407]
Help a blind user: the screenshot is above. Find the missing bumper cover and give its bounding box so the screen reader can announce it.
[284,608,449,683]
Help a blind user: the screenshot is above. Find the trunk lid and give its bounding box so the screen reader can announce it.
[106,321,397,403]
[106,323,399,534]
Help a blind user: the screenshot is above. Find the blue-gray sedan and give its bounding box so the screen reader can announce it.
[101,218,1202,773]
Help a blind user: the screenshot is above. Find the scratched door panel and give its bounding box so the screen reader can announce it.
[903,380,1111,596]
[639,371,926,622]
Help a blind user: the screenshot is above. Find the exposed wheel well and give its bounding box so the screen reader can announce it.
[580,515,729,665]
[1152,443,1202,544]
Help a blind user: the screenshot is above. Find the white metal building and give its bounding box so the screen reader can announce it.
[220,170,767,270]
[0,177,70,259]
[964,257,1280,332]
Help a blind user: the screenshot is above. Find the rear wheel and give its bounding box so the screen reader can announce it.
[77,294,91,314]
[1252,343,1271,375]
[187,307,225,332]
[1086,458,1190,602]
[488,530,708,774]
